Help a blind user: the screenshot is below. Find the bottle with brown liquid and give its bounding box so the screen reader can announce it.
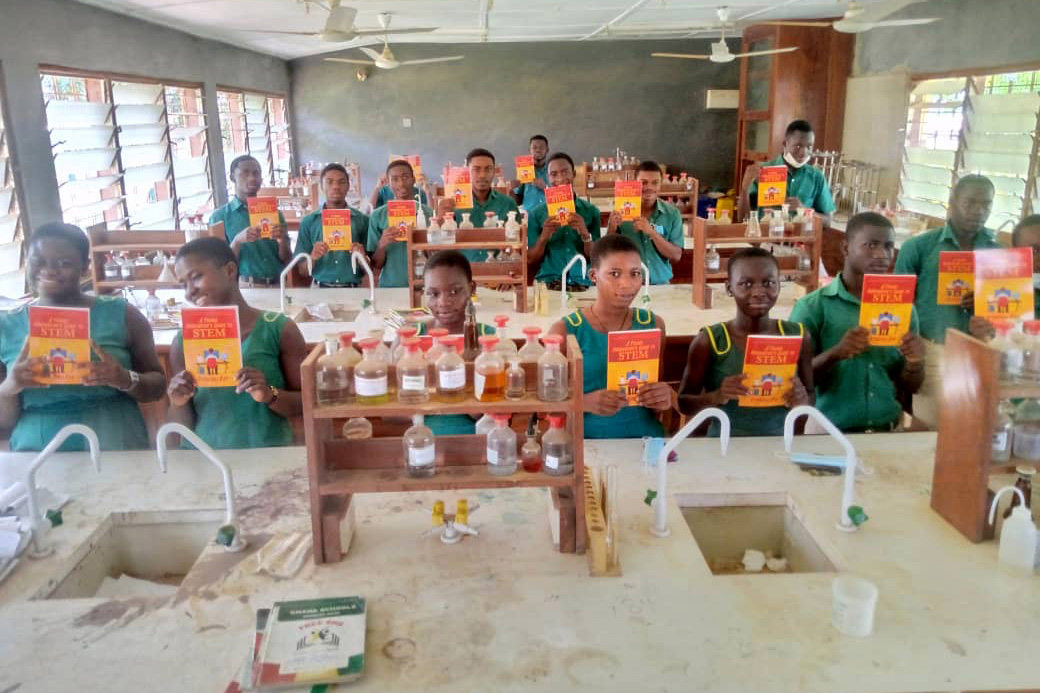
[474,335,506,402]
[463,299,480,361]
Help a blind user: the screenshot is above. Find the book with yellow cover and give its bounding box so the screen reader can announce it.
[859,274,916,347]
[975,247,1034,320]
[545,185,576,224]
[515,155,535,183]
[321,209,352,251]
[756,166,788,208]
[607,329,661,405]
[937,251,974,306]
[445,167,473,208]
[613,180,642,221]
[181,306,242,388]
[385,200,416,242]
[28,305,90,385]
[247,197,279,239]
[739,334,801,407]
[389,154,421,176]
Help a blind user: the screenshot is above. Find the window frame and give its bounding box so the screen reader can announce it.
[0,68,27,286]
[216,85,294,188]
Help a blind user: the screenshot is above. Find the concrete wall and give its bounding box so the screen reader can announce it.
[290,39,740,196]
[0,0,290,232]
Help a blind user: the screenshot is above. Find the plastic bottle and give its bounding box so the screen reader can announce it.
[745,211,762,238]
[316,335,351,406]
[541,414,574,475]
[537,334,569,401]
[486,414,518,476]
[505,210,521,242]
[518,326,545,363]
[435,336,467,403]
[492,315,519,357]
[396,338,429,404]
[506,358,526,401]
[474,335,505,402]
[992,319,1024,381]
[103,254,119,280]
[521,415,542,472]
[988,486,1037,575]
[459,212,475,230]
[403,414,436,478]
[992,398,1015,464]
[354,338,389,405]
[705,245,721,273]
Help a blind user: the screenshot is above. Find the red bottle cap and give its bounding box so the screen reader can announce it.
[398,326,418,338]
[542,334,563,345]
[357,338,379,351]
[429,327,449,338]
[494,315,509,327]
[338,332,355,347]
[548,414,565,427]
[438,336,457,347]
[478,335,499,350]
[522,326,542,336]
[403,337,421,351]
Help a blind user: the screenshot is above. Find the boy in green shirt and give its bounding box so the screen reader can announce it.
[511,134,550,212]
[295,163,369,287]
[443,147,520,262]
[605,160,683,284]
[790,212,926,432]
[367,160,434,288]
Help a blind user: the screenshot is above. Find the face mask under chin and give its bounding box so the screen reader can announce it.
[783,151,809,169]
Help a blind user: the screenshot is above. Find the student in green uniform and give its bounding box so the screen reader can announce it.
[790,212,926,432]
[895,174,1001,343]
[528,152,601,290]
[367,160,435,288]
[738,120,836,226]
[511,134,550,212]
[209,154,290,286]
[446,148,521,262]
[0,223,166,451]
[547,234,674,438]
[368,169,431,209]
[295,163,369,287]
[605,160,683,284]
[678,247,813,437]
[970,214,1040,339]
[166,237,307,449]
[417,250,494,435]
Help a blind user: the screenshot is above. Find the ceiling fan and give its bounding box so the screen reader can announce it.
[761,0,940,34]
[248,1,437,43]
[323,13,464,70]
[651,7,797,63]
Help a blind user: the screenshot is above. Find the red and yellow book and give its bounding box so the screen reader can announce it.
[181,306,242,388]
[385,200,416,242]
[739,335,801,407]
[515,155,535,183]
[607,329,661,405]
[28,305,90,385]
[975,247,1034,320]
[859,274,916,347]
[247,197,279,239]
[545,185,576,224]
[613,180,642,221]
[756,166,788,208]
[321,209,352,251]
[389,154,422,176]
[445,167,473,208]
[937,251,974,305]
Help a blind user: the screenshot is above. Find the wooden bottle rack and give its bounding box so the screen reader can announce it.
[690,215,822,308]
[88,222,224,291]
[932,329,1038,542]
[406,226,528,312]
[300,335,587,564]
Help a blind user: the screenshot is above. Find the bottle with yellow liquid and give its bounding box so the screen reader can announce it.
[354,338,389,405]
[474,335,505,402]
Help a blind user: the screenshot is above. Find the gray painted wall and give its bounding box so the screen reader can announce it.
[0,0,290,232]
[854,0,1040,76]
[290,39,739,196]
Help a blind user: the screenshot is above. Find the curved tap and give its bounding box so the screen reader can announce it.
[560,254,588,314]
[280,253,314,314]
[351,250,377,314]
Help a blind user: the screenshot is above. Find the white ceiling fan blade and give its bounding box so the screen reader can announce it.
[243,30,321,36]
[349,27,439,36]
[651,52,711,60]
[756,20,831,27]
[398,56,465,66]
[358,46,384,61]
[323,57,377,65]
[867,17,941,27]
[732,46,799,58]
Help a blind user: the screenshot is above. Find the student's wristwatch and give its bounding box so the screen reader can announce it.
[118,370,140,392]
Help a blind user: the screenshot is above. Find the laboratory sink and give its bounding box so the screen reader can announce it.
[33,509,224,600]
[288,304,360,323]
[678,493,837,575]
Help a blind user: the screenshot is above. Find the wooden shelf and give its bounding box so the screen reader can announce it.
[311,393,569,419]
[412,241,523,251]
[87,223,224,294]
[996,381,1040,398]
[413,274,523,286]
[320,465,574,495]
[91,242,182,252]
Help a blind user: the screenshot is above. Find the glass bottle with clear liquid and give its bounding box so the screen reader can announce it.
[537,335,569,401]
[705,245,721,273]
[541,414,574,475]
[745,211,762,238]
[521,415,542,472]
[354,338,389,405]
[519,326,545,363]
[316,335,350,406]
[425,327,449,381]
[440,214,457,244]
[993,398,1015,464]
[768,209,785,238]
[1012,396,1040,461]
[492,315,519,357]
[474,336,506,402]
[435,337,467,403]
[486,414,518,476]
[403,414,436,478]
[459,212,475,230]
[427,216,443,245]
[505,358,526,401]
[396,338,429,404]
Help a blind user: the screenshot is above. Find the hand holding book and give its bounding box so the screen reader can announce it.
[0,338,44,395]
[82,339,131,389]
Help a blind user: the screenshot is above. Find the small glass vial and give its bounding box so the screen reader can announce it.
[435,336,467,402]
[492,315,519,357]
[518,326,545,363]
[796,244,812,271]
[427,216,442,245]
[403,414,436,478]
[800,208,815,234]
[541,414,574,475]
[474,335,506,402]
[504,210,521,242]
[413,251,427,279]
[745,212,761,238]
[537,335,569,402]
[521,415,542,472]
[505,358,526,401]
[354,338,389,405]
[486,414,518,476]
[992,398,1015,464]
[396,338,429,404]
[705,244,721,272]
[316,335,350,406]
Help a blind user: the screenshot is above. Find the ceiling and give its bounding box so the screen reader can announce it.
[70,0,923,59]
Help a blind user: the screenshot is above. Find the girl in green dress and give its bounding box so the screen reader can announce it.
[678,246,814,436]
[0,223,166,451]
[547,234,675,439]
[166,237,307,449]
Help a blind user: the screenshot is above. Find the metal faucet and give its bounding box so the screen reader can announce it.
[352,250,377,314]
[156,423,247,552]
[640,261,651,305]
[25,424,101,558]
[280,253,314,314]
[784,405,866,532]
[649,408,730,537]
[560,254,588,314]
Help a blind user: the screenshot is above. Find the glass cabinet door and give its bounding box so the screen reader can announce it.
[744,37,774,113]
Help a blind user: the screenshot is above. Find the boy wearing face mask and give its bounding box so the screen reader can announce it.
[738,119,836,228]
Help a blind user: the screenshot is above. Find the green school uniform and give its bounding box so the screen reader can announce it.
[701,320,804,437]
[893,223,1001,343]
[790,274,919,431]
[180,311,293,449]
[513,162,549,212]
[617,199,684,284]
[366,201,435,288]
[375,185,427,208]
[416,322,495,435]
[747,155,836,215]
[453,190,520,263]
[294,205,370,285]
[528,195,601,286]
[0,296,149,451]
[564,308,664,439]
[209,196,287,282]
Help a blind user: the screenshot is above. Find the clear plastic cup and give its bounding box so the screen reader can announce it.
[831,576,878,637]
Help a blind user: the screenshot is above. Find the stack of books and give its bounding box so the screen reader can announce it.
[383,306,433,332]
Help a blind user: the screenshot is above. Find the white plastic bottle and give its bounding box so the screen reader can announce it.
[988,486,1038,575]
